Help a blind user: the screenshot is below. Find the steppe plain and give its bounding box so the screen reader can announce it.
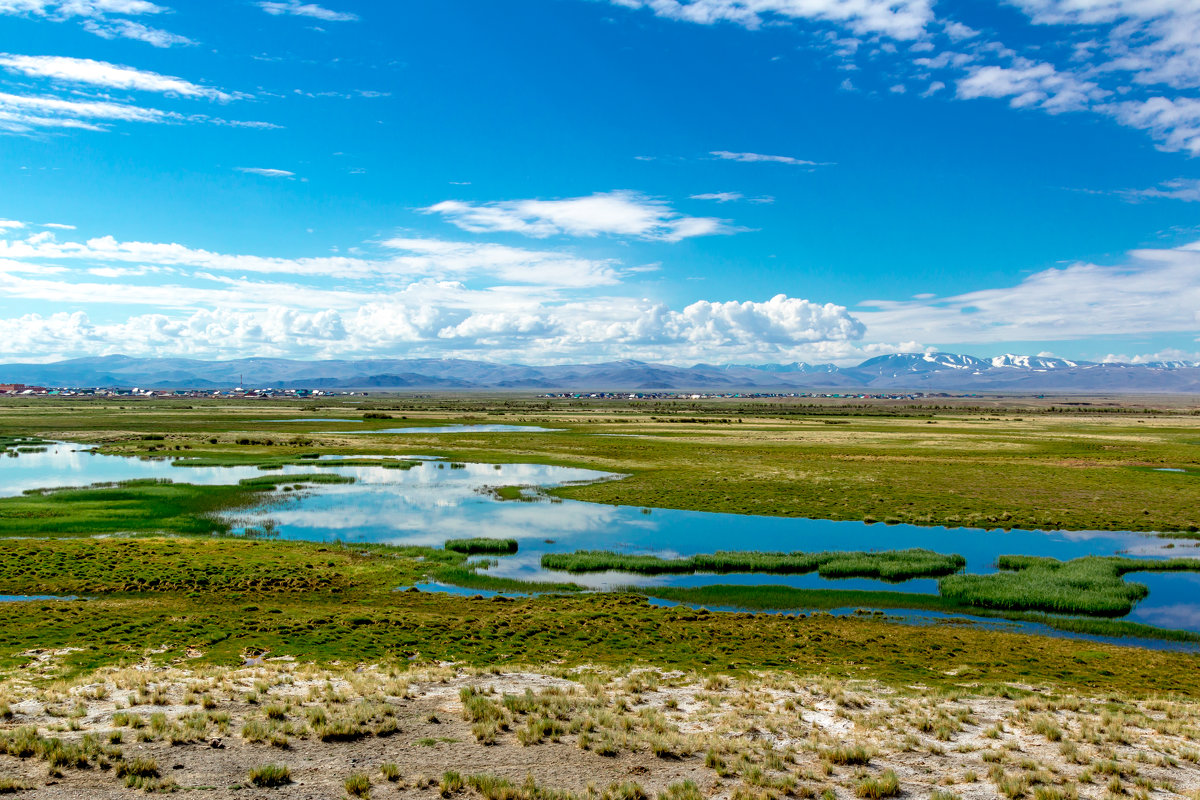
[0,395,1198,799]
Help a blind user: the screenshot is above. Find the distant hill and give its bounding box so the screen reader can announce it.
[2,352,1198,393]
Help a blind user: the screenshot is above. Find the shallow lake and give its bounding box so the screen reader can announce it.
[5,443,1199,637]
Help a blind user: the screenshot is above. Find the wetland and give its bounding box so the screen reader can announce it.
[2,397,1200,798]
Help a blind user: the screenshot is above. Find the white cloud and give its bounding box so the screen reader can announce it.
[601,0,1200,157]
[1009,0,1200,90]
[378,238,622,288]
[690,192,743,202]
[606,0,935,40]
[258,0,358,22]
[0,292,867,361]
[0,90,167,133]
[0,226,865,361]
[235,166,295,178]
[80,18,192,46]
[0,1,166,17]
[422,191,739,242]
[858,239,1200,343]
[0,219,25,229]
[957,59,1109,112]
[711,150,825,165]
[0,1,190,48]
[0,230,624,288]
[1121,177,1200,202]
[1102,96,1200,155]
[0,55,236,101]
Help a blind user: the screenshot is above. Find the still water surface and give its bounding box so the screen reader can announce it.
[6,443,1199,636]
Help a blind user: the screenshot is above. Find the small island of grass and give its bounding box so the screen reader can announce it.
[445,537,520,555]
[540,548,966,582]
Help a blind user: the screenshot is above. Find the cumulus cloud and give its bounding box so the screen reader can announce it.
[0,55,235,100]
[0,225,865,361]
[422,191,740,242]
[258,0,358,22]
[1102,96,1200,155]
[0,293,867,361]
[957,59,1109,112]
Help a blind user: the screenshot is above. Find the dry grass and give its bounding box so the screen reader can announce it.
[0,658,1198,798]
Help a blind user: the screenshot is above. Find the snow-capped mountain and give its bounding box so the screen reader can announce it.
[989,354,1083,370]
[854,352,991,377]
[0,352,1197,392]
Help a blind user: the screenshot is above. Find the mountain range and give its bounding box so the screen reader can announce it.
[2,352,1199,393]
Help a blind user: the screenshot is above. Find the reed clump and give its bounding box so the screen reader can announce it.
[939,556,1200,616]
[445,538,519,555]
[541,548,966,582]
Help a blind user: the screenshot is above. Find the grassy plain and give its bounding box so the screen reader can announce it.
[0,398,1195,693]
[0,396,1195,533]
[2,536,1200,693]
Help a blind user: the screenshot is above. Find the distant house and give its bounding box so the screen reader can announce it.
[0,384,48,395]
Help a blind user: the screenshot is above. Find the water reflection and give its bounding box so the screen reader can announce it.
[4,442,1199,635]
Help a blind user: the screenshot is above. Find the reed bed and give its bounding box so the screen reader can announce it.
[445,537,520,555]
[541,548,966,582]
[939,555,1200,616]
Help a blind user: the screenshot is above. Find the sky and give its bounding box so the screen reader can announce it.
[1,0,1199,366]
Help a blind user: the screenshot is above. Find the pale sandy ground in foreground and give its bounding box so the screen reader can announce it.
[1,652,1199,800]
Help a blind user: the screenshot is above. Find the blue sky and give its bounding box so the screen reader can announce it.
[1,0,1198,365]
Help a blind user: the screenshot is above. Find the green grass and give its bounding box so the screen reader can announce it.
[0,401,1198,694]
[630,584,1200,643]
[1,561,1199,695]
[542,548,965,581]
[1,398,1198,534]
[445,537,519,555]
[248,764,292,788]
[856,770,900,799]
[0,474,351,538]
[345,772,371,798]
[940,556,1200,616]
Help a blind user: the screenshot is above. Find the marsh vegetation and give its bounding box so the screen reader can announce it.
[541,548,967,581]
